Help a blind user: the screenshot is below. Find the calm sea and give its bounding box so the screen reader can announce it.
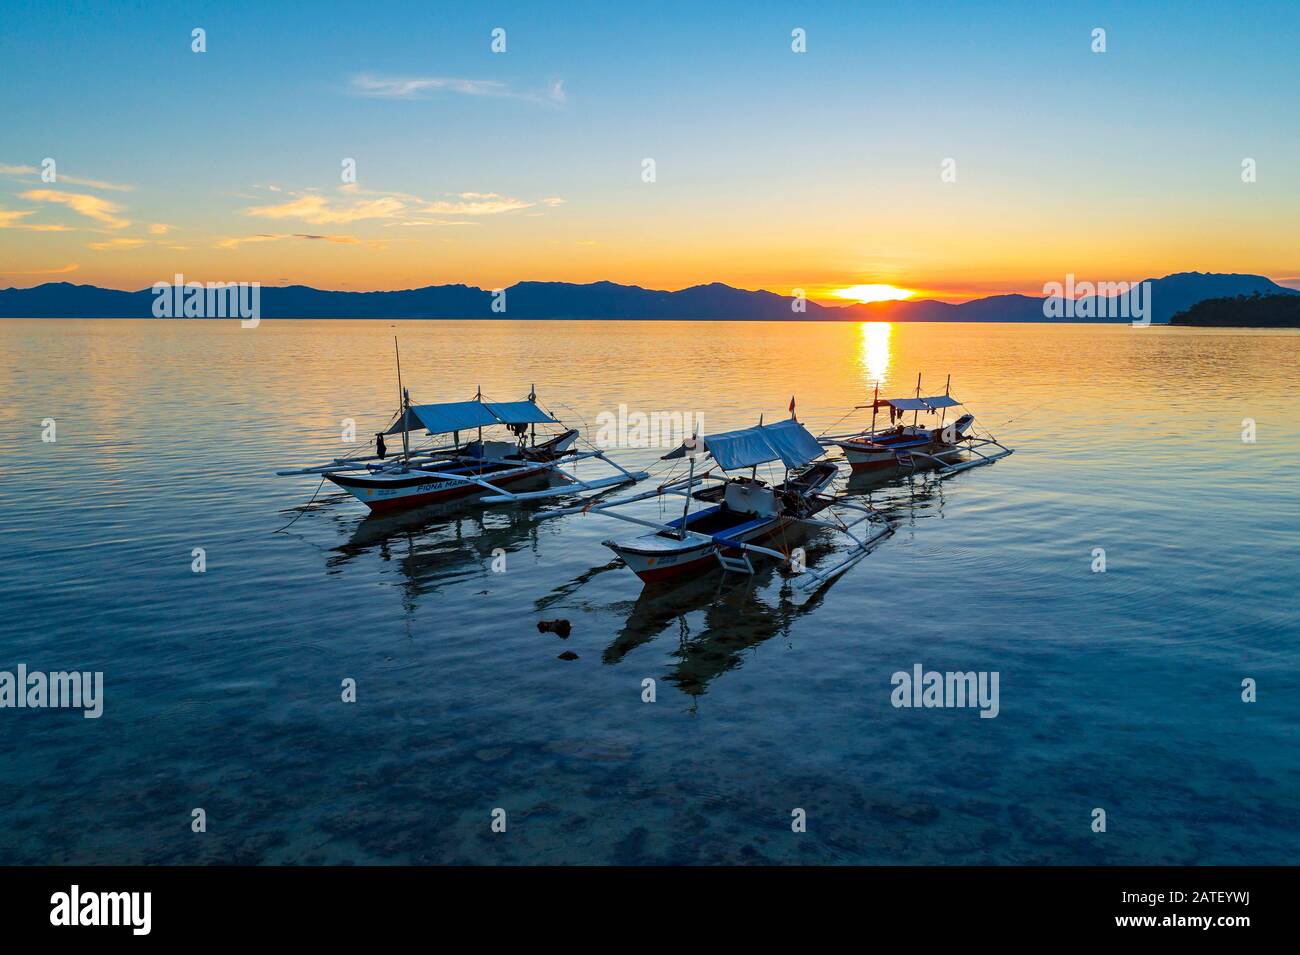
[0,318,1296,865]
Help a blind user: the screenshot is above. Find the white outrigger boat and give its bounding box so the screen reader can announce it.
[277,350,648,512]
[821,375,1014,476]
[550,415,893,590]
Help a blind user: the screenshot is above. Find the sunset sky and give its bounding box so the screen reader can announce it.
[2,0,1297,302]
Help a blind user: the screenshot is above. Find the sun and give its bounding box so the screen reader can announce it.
[832,284,915,304]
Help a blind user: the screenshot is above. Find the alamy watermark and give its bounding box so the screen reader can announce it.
[891,663,999,718]
[151,273,260,327]
[1,665,103,718]
[595,404,704,450]
[1042,274,1152,326]
[50,885,150,935]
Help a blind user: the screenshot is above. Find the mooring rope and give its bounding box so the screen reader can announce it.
[814,406,861,439]
[273,474,327,533]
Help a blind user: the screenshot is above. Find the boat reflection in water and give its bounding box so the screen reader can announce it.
[324,472,569,605]
[842,466,951,540]
[603,551,842,701]
[549,464,954,701]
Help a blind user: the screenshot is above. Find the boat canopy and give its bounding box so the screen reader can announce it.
[884,395,961,412]
[387,399,557,435]
[663,419,824,471]
[483,401,557,425]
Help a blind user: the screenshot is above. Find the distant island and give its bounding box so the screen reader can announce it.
[1170,293,1300,328]
[1,271,1296,323]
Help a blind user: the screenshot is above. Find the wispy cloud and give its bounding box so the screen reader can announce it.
[58,174,133,191]
[21,189,130,229]
[0,206,74,231]
[0,208,36,228]
[421,193,534,216]
[242,194,405,225]
[295,233,365,243]
[0,262,80,275]
[216,232,376,250]
[350,73,566,105]
[87,238,147,250]
[0,163,133,191]
[391,220,479,227]
[241,188,555,226]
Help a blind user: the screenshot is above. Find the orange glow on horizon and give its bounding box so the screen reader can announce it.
[832,284,915,304]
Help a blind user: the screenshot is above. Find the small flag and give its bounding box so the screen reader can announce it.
[789,395,797,421]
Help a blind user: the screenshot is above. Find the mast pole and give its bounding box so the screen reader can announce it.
[913,373,921,428]
[476,384,483,444]
[394,337,402,417]
[940,374,951,430]
[529,383,536,447]
[402,388,411,462]
[871,380,879,436]
[395,337,410,463]
[680,450,696,540]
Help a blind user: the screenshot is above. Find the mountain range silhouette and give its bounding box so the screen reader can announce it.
[2,271,1294,322]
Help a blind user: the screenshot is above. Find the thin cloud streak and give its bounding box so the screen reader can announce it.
[0,262,79,275]
[350,73,565,105]
[242,194,405,225]
[0,163,134,191]
[216,233,378,250]
[241,189,556,225]
[20,189,130,229]
[87,238,147,250]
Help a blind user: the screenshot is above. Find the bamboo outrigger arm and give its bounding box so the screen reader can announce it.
[901,440,1014,476]
[479,471,649,503]
[540,471,703,517]
[791,515,895,589]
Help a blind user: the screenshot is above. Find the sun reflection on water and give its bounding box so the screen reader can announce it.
[858,321,892,386]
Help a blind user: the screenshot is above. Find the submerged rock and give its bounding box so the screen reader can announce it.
[538,618,572,638]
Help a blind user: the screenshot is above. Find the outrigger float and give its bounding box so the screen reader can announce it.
[820,375,1014,476]
[277,345,647,512]
[549,416,893,590]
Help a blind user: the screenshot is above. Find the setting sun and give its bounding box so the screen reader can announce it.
[832,284,916,304]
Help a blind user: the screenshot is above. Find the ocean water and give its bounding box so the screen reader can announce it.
[0,318,1296,865]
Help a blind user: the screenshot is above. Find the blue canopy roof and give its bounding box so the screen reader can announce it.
[663,419,824,471]
[387,399,556,435]
[760,419,826,468]
[698,426,776,470]
[886,395,961,412]
[484,401,557,425]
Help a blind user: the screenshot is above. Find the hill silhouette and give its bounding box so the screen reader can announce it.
[1170,293,1300,327]
[2,271,1294,322]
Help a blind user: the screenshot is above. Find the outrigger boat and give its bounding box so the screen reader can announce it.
[821,375,1014,476]
[550,415,893,590]
[277,344,648,512]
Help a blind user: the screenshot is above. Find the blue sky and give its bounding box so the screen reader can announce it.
[2,0,1297,296]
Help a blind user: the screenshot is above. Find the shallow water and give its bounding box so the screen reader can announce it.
[0,318,1296,865]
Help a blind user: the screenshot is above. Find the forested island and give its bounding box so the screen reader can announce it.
[1170,293,1300,327]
